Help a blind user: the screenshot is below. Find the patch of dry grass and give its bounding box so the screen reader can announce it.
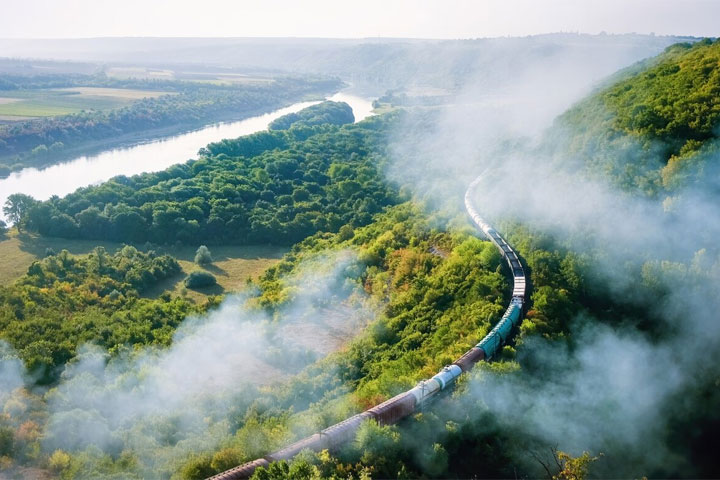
[144,244,287,302]
[0,230,286,302]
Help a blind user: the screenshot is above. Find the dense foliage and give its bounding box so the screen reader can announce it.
[603,40,720,147]
[0,75,341,175]
[168,201,594,480]
[5,38,720,478]
[268,101,354,130]
[257,204,508,400]
[20,112,402,246]
[0,198,588,478]
[553,38,720,193]
[0,246,202,383]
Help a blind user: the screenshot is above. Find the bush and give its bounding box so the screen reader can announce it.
[184,270,217,289]
[194,245,213,265]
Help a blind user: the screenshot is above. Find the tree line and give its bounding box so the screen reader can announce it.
[13,109,403,246]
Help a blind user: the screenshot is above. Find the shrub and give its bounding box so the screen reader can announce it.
[194,245,213,265]
[184,270,217,289]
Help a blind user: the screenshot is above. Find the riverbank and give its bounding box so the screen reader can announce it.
[0,94,330,178]
[0,93,375,224]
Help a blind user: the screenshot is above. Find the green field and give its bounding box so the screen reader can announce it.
[0,230,286,300]
[0,87,171,119]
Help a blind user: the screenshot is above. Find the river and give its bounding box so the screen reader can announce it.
[0,92,374,223]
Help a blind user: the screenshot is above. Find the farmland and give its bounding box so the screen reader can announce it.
[0,86,171,120]
[105,66,275,85]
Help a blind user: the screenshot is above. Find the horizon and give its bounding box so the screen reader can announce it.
[0,31,704,42]
[1,0,718,40]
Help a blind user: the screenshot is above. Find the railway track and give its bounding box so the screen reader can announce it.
[209,176,527,479]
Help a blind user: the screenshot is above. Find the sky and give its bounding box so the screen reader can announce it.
[0,0,717,39]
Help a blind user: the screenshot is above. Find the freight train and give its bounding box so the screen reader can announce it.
[209,176,527,480]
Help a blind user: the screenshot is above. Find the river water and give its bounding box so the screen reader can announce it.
[0,92,373,222]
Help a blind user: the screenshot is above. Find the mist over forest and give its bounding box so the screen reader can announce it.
[1,21,719,480]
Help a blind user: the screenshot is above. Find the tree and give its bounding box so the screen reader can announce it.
[3,193,37,232]
[338,224,354,241]
[533,447,600,480]
[48,450,72,473]
[194,245,213,265]
[0,219,7,236]
[76,206,110,239]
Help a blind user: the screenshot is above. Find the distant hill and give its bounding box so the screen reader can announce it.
[552,38,720,194]
[0,34,693,94]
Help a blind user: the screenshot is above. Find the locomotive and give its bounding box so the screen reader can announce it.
[209,176,526,480]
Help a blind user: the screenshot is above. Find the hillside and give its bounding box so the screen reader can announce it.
[3,40,720,479]
[553,38,720,194]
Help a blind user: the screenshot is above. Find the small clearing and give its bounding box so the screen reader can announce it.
[0,231,286,302]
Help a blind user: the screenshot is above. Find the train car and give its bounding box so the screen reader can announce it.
[319,412,375,445]
[367,392,416,425]
[209,459,270,480]
[265,433,326,462]
[453,347,486,372]
[476,300,523,359]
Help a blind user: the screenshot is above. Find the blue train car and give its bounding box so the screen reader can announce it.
[476,303,521,358]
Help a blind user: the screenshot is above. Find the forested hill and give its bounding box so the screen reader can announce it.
[0,34,689,94]
[551,38,720,194]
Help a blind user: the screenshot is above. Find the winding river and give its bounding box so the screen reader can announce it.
[0,92,373,223]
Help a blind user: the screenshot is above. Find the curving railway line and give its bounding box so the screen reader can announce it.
[209,175,527,480]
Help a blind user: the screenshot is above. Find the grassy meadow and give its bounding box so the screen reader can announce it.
[0,229,286,301]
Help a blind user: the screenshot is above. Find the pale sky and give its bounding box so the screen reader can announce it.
[0,0,717,39]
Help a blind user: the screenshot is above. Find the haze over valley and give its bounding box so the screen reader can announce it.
[1,2,719,479]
